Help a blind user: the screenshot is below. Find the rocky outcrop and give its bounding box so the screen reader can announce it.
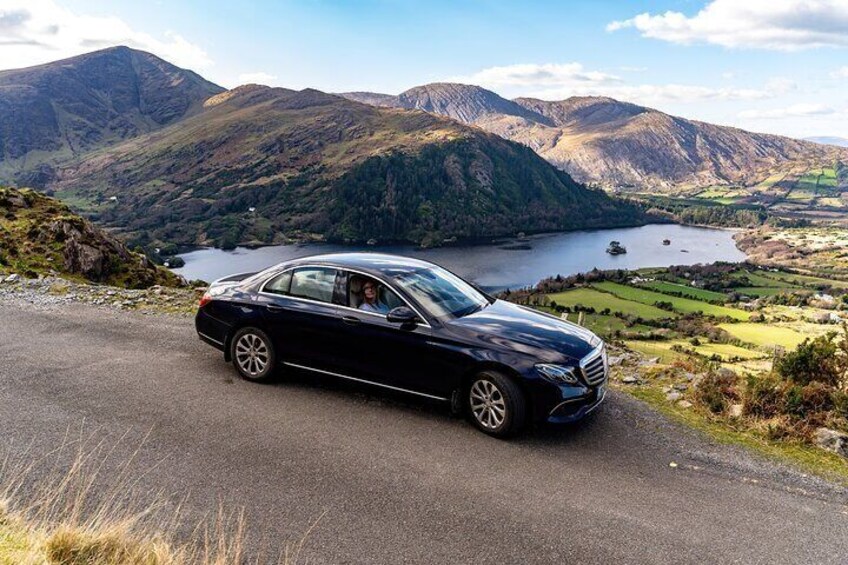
[0,187,181,288]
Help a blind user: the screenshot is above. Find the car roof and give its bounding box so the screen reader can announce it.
[281,252,440,277]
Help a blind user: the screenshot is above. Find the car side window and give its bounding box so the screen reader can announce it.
[288,268,337,303]
[263,271,292,295]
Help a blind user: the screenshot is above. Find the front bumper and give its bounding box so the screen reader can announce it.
[546,383,607,423]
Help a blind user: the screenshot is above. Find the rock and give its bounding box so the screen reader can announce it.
[666,391,682,402]
[662,386,672,394]
[608,355,624,366]
[673,383,688,391]
[621,375,639,384]
[4,273,20,282]
[640,357,660,366]
[814,428,848,458]
[677,400,693,408]
[728,404,744,418]
[717,367,737,379]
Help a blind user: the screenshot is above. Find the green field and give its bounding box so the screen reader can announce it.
[559,313,654,337]
[734,286,787,297]
[547,288,673,320]
[593,282,750,321]
[639,281,728,302]
[759,270,848,289]
[623,340,686,363]
[819,167,838,188]
[694,342,767,361]
[732,271,799,288]
[719,323,806,349]
[796,170,821,191]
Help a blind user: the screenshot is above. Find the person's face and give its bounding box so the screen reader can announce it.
[363,282,377,301]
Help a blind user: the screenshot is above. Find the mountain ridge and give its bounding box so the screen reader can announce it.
[0,46,224,186]
[339,83,848,190]
[46,81,650,247]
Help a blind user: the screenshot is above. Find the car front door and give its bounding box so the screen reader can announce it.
[259,266,346,371]
[332,271,457,399]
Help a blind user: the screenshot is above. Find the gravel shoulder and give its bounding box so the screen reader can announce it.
[1,281,847,564]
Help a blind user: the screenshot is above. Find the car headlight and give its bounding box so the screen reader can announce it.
[535,363,579,385]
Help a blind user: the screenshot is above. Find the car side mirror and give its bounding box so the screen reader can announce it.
[387,306,418,326]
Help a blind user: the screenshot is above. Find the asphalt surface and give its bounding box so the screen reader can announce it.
[1,299,847,564]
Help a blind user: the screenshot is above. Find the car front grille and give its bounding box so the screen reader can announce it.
[580,344,608,387]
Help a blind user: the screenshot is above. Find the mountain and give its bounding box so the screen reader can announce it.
[0,187,180,287]
[49,85,649,248]
[0,46,224,186]
[804,136,848,148]
[339,84,848,191]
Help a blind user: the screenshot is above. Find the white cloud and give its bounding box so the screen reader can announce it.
[452,62,772,105]
[237,72,278,85]
[455,62,621,88]
[0,0,212,71]
[830,66,848,78]
[738,103,836,119]
[608,0,848,51]
[765,77,798,93]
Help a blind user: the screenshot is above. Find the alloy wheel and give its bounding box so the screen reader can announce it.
[235,332,270,377]
[470,379,506,430]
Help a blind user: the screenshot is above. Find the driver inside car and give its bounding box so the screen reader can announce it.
[359,279,390,314]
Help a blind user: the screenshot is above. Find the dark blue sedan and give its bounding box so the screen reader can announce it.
[196,253,608,437]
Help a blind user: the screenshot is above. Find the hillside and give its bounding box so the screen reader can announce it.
[49,85,650,248]
[340,84,848,192]
[0,46,224,186]
[0,187,180,288]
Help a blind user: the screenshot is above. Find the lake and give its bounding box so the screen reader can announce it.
[172,224,746,290]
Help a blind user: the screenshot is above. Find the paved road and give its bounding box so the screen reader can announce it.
[1,299,846,564]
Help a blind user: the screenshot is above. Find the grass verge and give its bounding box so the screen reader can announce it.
[621,384,848,485]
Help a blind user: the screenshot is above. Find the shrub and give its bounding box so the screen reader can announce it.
[834,389,848,420]
[695,369,739,414]
[775,333,842,387]
[743,374,784,418]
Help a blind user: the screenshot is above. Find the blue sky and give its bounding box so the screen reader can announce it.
[5,0,848,139]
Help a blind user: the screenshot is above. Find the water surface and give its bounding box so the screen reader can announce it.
[172,224,746,290]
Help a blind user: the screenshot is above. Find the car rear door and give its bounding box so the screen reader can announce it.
[259,266,347,371]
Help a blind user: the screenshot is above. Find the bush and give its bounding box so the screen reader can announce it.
[695,369,739,414]
[834,389,848,420]
[743,374,784,418]
[775,332,842,387]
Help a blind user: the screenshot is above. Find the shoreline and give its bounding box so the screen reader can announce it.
[171,223,752,289]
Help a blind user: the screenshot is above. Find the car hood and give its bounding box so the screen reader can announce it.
[446,300,600,362]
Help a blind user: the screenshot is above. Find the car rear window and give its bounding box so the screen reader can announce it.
[288,267,337,303]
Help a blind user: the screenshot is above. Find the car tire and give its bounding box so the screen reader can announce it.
[230,327,276,383]
[467,370,526,437]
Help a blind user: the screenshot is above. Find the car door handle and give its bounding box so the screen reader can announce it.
[266,304,285,313]
[341,315,360,325]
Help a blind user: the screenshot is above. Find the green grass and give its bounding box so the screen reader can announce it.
[731,271,800,288]
[796,169,821,191]
[819,167,838,188]
[693,342,766,361]
[593,281,750,321]
[622,340,686,363]
[547,288,674,320]
[719,322,806,349]
[760,270,848,289]
[639,281,728,303]
[734,286,787,297]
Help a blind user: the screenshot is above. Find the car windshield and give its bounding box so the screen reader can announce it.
[393,267,489,319]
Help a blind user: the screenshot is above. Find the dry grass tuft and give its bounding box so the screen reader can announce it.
[1,429,320,564]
